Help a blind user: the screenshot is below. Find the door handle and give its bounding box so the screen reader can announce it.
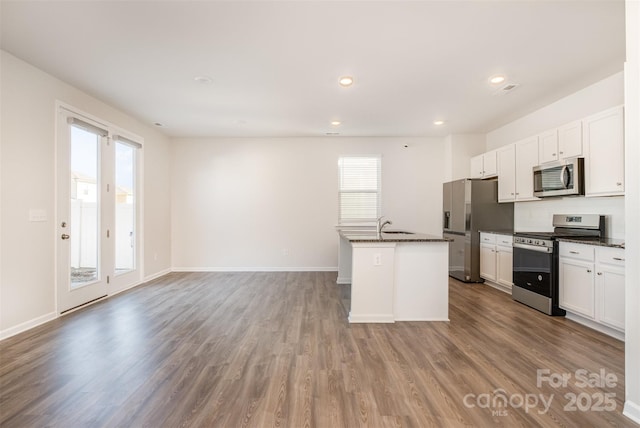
[61,234,70,240]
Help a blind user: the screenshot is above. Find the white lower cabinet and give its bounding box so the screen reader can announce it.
[496,243,513,288]
[559,256,595,318]
[596,247,626,331]
[559,242,625,337]
[480,233,513,292]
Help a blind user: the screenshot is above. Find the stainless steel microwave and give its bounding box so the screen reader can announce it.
[533,158,584,197]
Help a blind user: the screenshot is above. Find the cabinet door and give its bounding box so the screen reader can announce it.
[496,245,513,288]
[584,106,624,196]
[480,243,497,281]
[470,155,484,179]
[497,145,516,202]
[514,137,540,201]
[559,258,595,319]
[558,120,582,159]
[538,129,559,164]
[483,151,498,178]
[597,265,625,331]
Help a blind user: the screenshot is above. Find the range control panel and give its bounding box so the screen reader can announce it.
[513,236,554,248]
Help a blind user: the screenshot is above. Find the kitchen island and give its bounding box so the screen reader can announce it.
[338,230,450,323]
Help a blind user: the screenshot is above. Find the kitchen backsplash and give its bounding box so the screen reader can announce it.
[514,195,624,239]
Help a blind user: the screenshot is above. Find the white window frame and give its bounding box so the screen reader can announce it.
[338,155,382,225]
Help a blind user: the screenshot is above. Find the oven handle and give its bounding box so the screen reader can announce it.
[513,242,553,253]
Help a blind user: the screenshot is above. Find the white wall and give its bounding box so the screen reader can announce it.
[171,136,445,270]
[443,134,486,181]
[624,0,640,423]
[486,72,624,150]
[0,50,172,336]
[486,71,625,238]
[513,197,624,239]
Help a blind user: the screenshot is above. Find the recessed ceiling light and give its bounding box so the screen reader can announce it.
[489,75,506,84]
[194,75,214,84]
[331,120,341,126]
[433,120,445,126]
[339,76,354,87]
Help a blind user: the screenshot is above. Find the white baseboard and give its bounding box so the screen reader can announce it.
[348,312,395,323]
[336,276,351,285]
[624,400,640,424]
[565,311,625,342]
[483,279,512,294]
[0,311,58,341]
[144,268,172,282]
[172,266,338,273]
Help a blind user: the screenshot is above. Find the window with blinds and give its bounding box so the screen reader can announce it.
[338,156,382,223]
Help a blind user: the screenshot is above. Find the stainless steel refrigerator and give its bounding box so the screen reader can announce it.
[443,178,514,282]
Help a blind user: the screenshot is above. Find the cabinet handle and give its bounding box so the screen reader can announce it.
[559,151,564,154]
[616,182,622,186]
[552,153,556,156]
[597,272,602,275]
[613,257,625,261]
[569,251,579,254]
[502,241,509,244]
[587,269,592,273]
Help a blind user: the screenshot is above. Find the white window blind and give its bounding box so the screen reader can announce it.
[338,155,382,223]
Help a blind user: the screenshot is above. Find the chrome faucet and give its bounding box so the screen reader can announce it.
[377,216,392,235]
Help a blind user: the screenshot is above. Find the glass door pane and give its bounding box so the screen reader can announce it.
[70,125,100,288]
[115,142,135,274]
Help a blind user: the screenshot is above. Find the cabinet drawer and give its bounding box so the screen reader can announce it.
[559,242,594,262]
[480,233,496,244]
[495,234,513,246]
[596,247,625,267]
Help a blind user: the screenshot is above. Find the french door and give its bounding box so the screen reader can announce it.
[56,107,141,313]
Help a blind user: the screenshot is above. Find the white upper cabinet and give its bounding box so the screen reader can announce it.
[538,129,559,164]
[496,137,539,202]
[470,151,497,179]
[497,145,516,202]
[538,120,583,164]
[514,137,540,201]
[583,105,624,197]
[557,120,583,159]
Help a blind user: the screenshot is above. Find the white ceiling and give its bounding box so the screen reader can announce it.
[0,1,625,138]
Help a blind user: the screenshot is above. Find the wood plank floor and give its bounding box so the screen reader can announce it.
[0,272,636,427]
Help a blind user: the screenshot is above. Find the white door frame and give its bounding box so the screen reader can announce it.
[55,103,143,313]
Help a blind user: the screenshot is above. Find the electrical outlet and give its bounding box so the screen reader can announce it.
[373,253,382,266]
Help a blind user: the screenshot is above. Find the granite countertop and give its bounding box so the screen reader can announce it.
[340,230,451,243]
[557,236,625,249]
[478,230,514,235]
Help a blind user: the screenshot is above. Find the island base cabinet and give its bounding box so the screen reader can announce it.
[347,240,450,323]
[393,242,449,321]
[349,243,396,323]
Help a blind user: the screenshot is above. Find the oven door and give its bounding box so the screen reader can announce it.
[512,242,554,297]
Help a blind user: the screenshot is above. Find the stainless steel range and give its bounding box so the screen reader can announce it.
[512,214,605,316]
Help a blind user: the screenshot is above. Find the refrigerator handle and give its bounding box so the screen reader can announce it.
[443,211,450,229]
